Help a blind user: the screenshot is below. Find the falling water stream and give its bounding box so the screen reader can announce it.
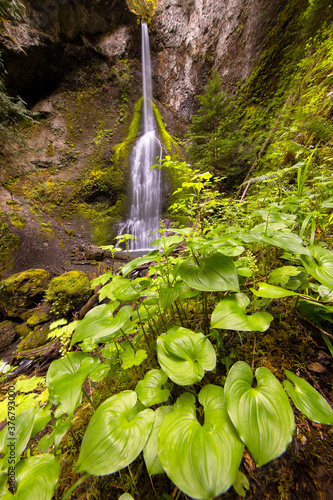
[120,23,162,252]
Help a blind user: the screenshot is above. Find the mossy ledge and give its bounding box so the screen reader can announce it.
[153,103,179,154]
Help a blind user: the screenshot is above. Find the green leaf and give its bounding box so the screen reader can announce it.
[178,253,239,292]
[0,409,35,470]
[301,245,333,287]
[158,386,244,499]
[89,363,110,383]
[118,495,135,500]
[120,342,147,370]
[211,293,273,332]
[268,266,302,287]
[46,352,99,416]
[71,304,133,346]
[224,361,295,466]
[15,376,44,394]
[284,371,333,425]
[135,369,170,407]
[121,250,159,277]
[233,470,250,498]
[1,454,60,500]
[157,327,216,386]
[251,282,298,298]
[143,405,173,475]
[76,391,154,475]
[262,233,311,256]
[31,403,52,438]
[113,280,149,302]
[159,283,180,311]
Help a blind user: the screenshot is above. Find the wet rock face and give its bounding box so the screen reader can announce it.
[0,0,137,103]
[151,0,288,121]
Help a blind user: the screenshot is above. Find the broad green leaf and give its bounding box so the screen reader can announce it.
[1,454,60,500]
[31,403,52,438]
[301,245,333,287]
[71,304,133,346]
[113,279,150,302]
[121,250,159,277]
[89,363,110,382]
[262,233,311,256]
[118,495,135,500]
[159,283,180,311]
[251,282,298,298]
[177,285,200,300]
[211,293,273,332]
[0,409,35,470]
[178,253,239,292]
[157,327,216,385]
[158,386,244,499]
[99,277,130,301]
[46,352,99,416]
[218,245,245,257]
[268,266,302,287]
[143,405,173,475]
[120,342,147,369]
[284,371,333,425]
[135,369,170,407]
[224,361,295,466]
[76,391,154,475]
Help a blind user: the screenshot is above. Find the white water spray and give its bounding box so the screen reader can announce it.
[120,22,162,251]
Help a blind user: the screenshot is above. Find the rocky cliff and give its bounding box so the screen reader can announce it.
[1,0,288,119]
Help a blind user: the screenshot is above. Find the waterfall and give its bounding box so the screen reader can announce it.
[120,22,162,252]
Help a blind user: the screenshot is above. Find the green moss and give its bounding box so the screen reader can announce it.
[153,103,179,153]
[45,271,91,318]
[17,326,50,352]
[8,212,26,228]
[113,97,143,164]
[16,323,32,338]
[26,310,49,328]
[0,269,50,317]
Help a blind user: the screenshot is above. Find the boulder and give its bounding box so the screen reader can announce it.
[45,270,91,318]
[0,269,51,318]
[85,245,104,261]
[0,320,18,351]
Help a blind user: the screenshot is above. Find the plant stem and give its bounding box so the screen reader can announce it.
[82,387,97,411]
[61,474,91,500]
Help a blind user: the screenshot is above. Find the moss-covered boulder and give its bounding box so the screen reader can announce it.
[16,323,33,338]
[17,326,50,353]
[0,320,18,350]
[0,269,51,318]
[45,271,91,318]
[26,310,49,328]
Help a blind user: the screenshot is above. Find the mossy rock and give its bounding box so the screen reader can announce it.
[45,271,91,318]
[16,323,33,339]
[17,326,50,352]
[26,310,49,328]
[0,269,51,318]
[0,320,18,351]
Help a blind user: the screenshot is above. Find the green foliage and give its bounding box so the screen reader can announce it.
[211,293,273,332]
[157,327,216,386]
[284,370,333,425]
[158,386,244,500]
[224,362,295,466]
[76,391,154,475]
